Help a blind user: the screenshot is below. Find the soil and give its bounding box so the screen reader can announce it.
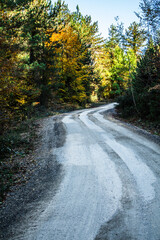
[0,115,66,240]
[115,110,160,136]
[103,108,160,145]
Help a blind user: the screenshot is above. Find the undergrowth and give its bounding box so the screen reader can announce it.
[0,118,38,204]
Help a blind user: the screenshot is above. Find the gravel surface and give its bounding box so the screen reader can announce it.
[0,103,160,240]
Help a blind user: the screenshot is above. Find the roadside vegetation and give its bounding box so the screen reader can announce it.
[0,118,37,204]
[0,0,160,201]
[116,0,160,134]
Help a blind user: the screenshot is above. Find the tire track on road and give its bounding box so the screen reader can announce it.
[77,105,160,240]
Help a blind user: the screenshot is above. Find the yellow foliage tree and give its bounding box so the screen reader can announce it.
[48,24,88,104]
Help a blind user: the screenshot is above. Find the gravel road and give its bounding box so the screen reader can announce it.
[2,103,160,240]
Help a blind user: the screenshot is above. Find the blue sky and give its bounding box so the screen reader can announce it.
[53,0,141,38]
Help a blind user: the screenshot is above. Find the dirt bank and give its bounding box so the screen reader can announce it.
[0,116,66,240]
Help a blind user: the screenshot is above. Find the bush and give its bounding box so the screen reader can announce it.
[116,91,136,118]
[148,89,160,120]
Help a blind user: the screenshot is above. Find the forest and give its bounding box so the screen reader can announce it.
[1,0,160,129]
[0,0,160,200]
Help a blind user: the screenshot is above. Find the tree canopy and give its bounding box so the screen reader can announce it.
[0,0,160,131]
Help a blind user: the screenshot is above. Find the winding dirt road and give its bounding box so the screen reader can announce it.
[8,103,160,240]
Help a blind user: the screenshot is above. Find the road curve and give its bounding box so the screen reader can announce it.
[9,103,160,240]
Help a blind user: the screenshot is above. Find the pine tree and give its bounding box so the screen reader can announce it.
[131,44,160,119]
[136,0,160,42]
[124,22,146,55]
[16,0,63,106]
[66,6,100,104]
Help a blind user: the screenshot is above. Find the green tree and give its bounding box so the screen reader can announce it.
[44,4,101,106]
[0,0,64,131]
[134,43,160,119]
[124,22,146,55]
[95,20,138,100]
[18,0,62,105]
[99,23,127,99]
[0,0,39,129]
[136,0,160,42]
[106,18,124,49]
[117,43,160,120]
[66,6,101,104]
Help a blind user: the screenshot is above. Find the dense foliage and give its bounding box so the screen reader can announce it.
[117,0,160,121]
[117,44,160,120]
[0,0,101,133]
[1,0,159,129]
